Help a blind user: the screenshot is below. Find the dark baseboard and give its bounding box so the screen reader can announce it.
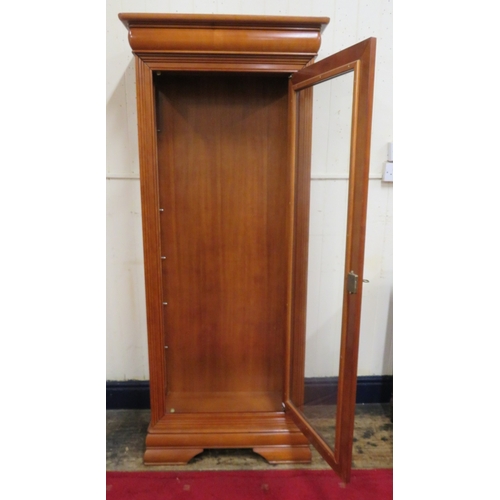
[106,376,393,410]
[106,380,151,410]
[304,376,393,405]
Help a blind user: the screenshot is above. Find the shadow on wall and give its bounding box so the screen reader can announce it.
[106,57,138,176]
[107,55,149,380]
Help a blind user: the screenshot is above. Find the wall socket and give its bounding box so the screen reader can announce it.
[383,161,393,182]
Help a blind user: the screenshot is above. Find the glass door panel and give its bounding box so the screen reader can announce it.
[285,38,376,483]
[298,70,354,452]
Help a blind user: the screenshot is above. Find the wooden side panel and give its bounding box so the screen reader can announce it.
[289,86,314,406]
[156,74,290,408]
[134,57,166,425]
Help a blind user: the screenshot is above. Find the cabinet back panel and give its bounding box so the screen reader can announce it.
[156,74,289,405]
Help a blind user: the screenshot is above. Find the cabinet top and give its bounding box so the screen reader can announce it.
[119,13,330,72]
[118,13,329,31]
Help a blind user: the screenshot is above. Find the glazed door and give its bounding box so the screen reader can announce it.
[285,38,376,483]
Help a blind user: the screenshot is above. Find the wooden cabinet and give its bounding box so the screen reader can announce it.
[119,13,375,483]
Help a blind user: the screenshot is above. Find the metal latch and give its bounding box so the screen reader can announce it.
[347,271,358,294]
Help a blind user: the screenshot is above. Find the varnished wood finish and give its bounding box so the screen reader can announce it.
[120,13,330,468]
[335,37,377,483]
[119,13,329,73]
[144,412,311,465]
[283,68,314,407]
[253,446,312,464]
[156,73,289,410]
[121,14,375,481]
[163,392,283,413]
[134,56,166,426]
[144,448,204,465]
[285,38,377,483]
[289,86,314,407]
[119,13,329,29]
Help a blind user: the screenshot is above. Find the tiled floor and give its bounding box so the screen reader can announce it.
[106,404,392,471]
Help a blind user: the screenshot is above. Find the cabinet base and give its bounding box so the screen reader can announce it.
[144,411,312,465]
[144,445,311,465]
[253,445,312,464]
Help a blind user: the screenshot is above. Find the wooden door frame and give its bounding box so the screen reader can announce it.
[284,37,377,483]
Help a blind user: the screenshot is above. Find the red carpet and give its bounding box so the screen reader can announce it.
[106,469,392,499]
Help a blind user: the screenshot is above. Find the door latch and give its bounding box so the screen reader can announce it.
[347,271,358,294]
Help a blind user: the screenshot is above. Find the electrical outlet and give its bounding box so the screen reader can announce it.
[382,162,393,182]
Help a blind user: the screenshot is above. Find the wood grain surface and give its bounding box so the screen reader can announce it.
[157,73,289,409]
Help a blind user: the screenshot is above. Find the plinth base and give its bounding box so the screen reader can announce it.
[144,411,312,465]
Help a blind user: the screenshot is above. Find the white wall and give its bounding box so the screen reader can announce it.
[106,0,393,380]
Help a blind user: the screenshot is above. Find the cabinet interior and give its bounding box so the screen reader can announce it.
[155,73,291,414]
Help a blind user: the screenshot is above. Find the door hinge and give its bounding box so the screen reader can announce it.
[347,271,358,294]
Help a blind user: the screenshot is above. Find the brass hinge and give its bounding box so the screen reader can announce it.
[347,271,358,294]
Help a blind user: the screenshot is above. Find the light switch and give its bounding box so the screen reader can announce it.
[382,161,393,182]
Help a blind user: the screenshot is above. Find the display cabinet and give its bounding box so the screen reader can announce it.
[119,13,375,483]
